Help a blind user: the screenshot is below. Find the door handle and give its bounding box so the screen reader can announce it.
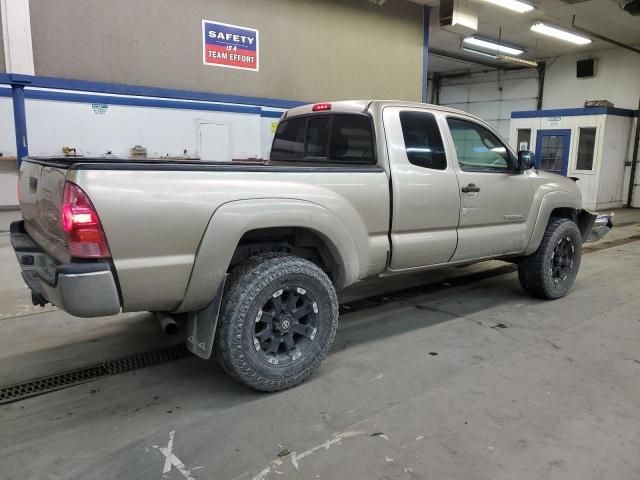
[461,183,481,193]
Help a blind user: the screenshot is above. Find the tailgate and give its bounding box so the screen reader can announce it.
[18,159,70,262]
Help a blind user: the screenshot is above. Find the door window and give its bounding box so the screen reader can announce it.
[399,111,446,170]
[446,118,511,171]
[539,135,564,172]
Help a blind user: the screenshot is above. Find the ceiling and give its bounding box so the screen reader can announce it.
[410,0,640,73]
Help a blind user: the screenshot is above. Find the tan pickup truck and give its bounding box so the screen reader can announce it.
[11,100,612,391]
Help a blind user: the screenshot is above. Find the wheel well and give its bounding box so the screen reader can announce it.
[549,207,577,223]
[229,227,340,283]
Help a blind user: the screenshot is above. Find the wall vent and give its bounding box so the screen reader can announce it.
[577,58,596,78]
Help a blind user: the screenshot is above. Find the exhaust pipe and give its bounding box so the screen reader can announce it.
[154,311,179,335]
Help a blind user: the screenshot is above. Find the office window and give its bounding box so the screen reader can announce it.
[576,127,596,171]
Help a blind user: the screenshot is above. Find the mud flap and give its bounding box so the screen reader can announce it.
[185,275,227,360]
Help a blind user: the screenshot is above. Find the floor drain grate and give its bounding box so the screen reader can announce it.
[0,344,192,405]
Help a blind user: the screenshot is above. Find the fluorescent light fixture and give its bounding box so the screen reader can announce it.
[463,36,524,56]
[496,55,538,67]
[482,0,535,13]
[463,47,498,59]
[530,22,591,45]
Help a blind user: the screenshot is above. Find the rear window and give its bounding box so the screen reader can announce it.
[271,114,375,164]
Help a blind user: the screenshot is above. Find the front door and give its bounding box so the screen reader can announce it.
[535,129,571,176]
[444,116,534,262]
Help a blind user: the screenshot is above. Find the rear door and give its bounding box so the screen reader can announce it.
[443,116,534,261]
[383,107,461,270]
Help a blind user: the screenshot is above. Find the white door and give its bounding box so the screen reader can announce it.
[198,123,231,162]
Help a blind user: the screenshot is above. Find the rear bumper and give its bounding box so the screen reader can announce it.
[10,221,121,317]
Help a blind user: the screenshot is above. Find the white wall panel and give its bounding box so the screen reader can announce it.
[25,99,263,160]
[543,47,640,111]
[438,70,539,142]
[0,91,18,207]
[0,93,15,154]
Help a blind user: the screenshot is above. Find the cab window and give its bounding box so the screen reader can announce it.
[271,114,375,164]
[399,111,446,170]
[446,118,512,172]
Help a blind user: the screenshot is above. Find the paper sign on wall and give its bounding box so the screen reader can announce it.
[202,20,259,71]
[547,116,562,127]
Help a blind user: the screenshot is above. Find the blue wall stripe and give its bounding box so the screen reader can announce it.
[260,110,285,118]
[0,73,305,109]
[23,89,266,115]
[421,6,430,104]
[512,107,638,118]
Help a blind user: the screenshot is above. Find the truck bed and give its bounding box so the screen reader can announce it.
[18,156,391,313]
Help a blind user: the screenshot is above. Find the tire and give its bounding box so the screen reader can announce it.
[214,253,339,392]
[518,218,582,299]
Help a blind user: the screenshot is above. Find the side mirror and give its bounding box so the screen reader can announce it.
[517,150,535,171]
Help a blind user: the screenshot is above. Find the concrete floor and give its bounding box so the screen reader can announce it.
[1,210,639,480]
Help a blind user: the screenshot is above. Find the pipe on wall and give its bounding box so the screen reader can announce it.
[536,61,546,110]
[627,96,640,207]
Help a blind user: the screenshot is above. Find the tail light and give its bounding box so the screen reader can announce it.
[61,181,111,258]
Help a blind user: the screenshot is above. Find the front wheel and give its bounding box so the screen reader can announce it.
[214,253,338,392]
[518,218,582,299]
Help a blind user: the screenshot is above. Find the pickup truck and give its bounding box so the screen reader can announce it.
[11,100,612,392]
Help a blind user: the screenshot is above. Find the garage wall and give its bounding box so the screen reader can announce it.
[438,69,539,141]
[543,47,640,111]
[28,0,423,103]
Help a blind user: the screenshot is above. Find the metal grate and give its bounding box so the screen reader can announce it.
[0,344,191,405]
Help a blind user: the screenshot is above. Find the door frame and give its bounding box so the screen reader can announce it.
[534,129,571,176]
[197,120,231,161]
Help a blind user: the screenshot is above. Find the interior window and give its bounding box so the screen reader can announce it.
[399,111,446,170]
[271,118,306,160]
[446,117,511,171]
[329,115,374,163]
[576,127,596,171]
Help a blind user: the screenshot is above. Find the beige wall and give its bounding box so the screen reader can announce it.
[28,0,423,102]
[0,7,5,73]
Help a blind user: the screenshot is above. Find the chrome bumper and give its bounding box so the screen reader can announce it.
[584,212,614,243]
[10,221,121,318]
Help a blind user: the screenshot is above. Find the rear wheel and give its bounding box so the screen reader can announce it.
[518,218,582,299]
[214,253,338,392]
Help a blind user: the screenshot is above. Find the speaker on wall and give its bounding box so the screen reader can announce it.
[577,58,596,78]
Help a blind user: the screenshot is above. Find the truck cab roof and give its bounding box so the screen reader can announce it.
[284,100,470,118]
